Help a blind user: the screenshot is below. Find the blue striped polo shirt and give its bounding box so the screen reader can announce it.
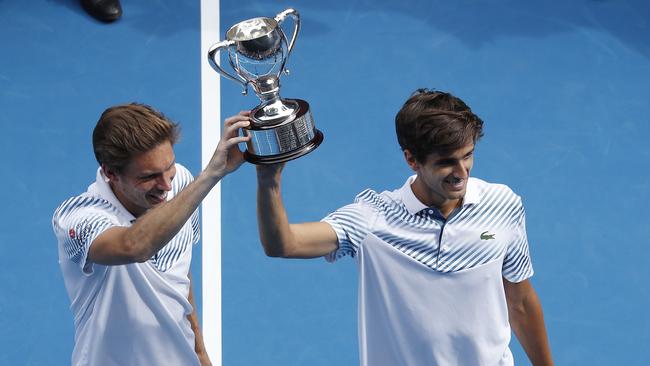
[322,175,534,366]
[52,164,201,366]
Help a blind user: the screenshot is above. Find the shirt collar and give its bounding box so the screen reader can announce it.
[88,167,136,222]
[399,174,481,215]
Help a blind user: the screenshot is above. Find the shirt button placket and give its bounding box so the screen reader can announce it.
[436,221,446,268]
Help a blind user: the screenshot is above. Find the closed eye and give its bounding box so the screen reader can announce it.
[139,173,160,181]
[435,158,457,167]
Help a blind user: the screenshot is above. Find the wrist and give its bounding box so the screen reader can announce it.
[197,169,224,187]
[256,169,282,187]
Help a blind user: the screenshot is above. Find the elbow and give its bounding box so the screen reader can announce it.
[133,253,152,263]
[264,249,283,258]
[263,246,289,258]
[122,238,153,263]
[508,303,528,321]
[261,240,292,258]
[506,296,528,318]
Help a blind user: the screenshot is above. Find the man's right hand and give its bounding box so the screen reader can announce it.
[206,111,252,180]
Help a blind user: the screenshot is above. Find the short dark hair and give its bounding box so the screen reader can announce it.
[395,89,484,162]
[92,103,180,172]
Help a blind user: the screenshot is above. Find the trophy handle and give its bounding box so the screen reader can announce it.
[208,40,250,95]
[274,8,300,55]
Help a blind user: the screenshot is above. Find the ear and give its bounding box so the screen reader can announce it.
[403,150,419,172]
[101,164,119,183]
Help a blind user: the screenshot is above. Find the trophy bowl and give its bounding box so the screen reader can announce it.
[227,17,283,60]
[208,9,323,164]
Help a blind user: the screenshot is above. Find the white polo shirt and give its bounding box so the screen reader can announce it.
[52,164,201,366]
[323,175,534,366]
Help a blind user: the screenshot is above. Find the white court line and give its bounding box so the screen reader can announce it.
[200,0,221,364]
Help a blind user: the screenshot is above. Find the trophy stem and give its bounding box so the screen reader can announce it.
[252,76,298,124]
[253,99,297,124]
[253,75,281,100]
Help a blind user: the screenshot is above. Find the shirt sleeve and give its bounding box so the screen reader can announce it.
[52,196,120,274]
[502,198,534,282]
[321,191,377,262]
[191,208,200,245]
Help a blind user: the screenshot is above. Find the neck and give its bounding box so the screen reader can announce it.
[108,181,144,217]
[410,179,463,219]
[438,199,462,219]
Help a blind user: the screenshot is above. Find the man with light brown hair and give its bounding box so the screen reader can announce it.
[53,104,250,366]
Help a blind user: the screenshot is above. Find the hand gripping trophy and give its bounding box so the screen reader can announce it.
[208,8,323,164]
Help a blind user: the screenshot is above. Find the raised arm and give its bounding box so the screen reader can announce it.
[88,113,251,265]
[256,164,338,259]
[503,278,554,366]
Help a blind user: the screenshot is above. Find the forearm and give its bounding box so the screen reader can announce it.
[187,275,211,365]
[508,284,553,365]
[126,171,221,261]
[256,169,295,257]
[256,167,339,258]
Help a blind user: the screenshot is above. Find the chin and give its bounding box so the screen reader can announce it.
[147,201,163,208]
[446,189,466,200]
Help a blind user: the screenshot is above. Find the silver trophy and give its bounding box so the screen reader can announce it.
[208,8,323,164]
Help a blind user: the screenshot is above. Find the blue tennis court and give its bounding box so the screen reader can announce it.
[1,0,649,364]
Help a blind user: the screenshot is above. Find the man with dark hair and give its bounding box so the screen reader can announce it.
[255,90,553,365]
[53,104,250,365]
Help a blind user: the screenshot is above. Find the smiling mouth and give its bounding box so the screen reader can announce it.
[444,177,465,190]
[147,192,167,204]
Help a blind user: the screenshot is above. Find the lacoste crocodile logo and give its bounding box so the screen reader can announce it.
[480,231,495,240]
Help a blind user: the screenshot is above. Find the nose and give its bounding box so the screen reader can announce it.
[453,160,470,178]
[156,174,173,191]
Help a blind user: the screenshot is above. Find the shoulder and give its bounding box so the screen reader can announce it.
[326,189,386,223]
[52,192,121,240]
[354,189,382,205]
[353,188,400,211]
[351,187,412,221]
[470,177,522,205]
[53,193,118,222]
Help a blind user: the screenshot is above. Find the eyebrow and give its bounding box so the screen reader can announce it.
[138,160,176,178]
[433,150,474,165]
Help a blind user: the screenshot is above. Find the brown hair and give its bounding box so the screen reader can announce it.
[92,103,180,172]
[395,89,484,162]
